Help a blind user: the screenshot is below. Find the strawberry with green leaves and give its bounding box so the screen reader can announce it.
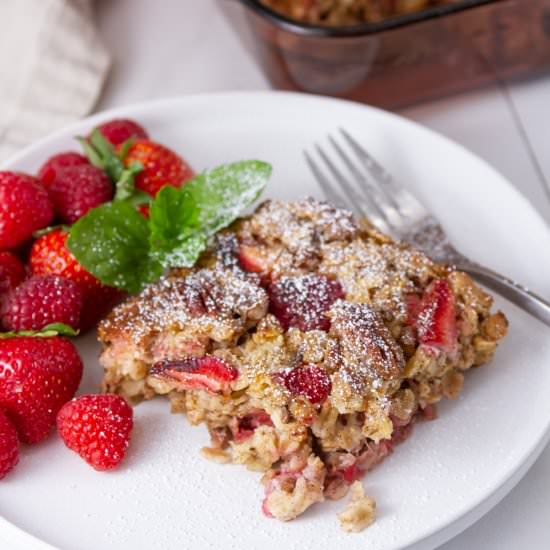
[79,129,193,209]
[124,139,195,198]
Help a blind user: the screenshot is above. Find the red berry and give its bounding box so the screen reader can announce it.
[416,279,457,352]
[47,164,113,224]
[37,152,89,188]
[0,336,83,443]
[238,244,269,274]
[268,275,345,332]
[29,229,121,331]
[0,409,19,479]
[97,118,148,146]
[137,204,150,218]
[232,410,273,442]
[57,394,133,471]
[0,172,53,249]
[124,139,194,197]
[1,275,82,331]
[0,252,26,297]
[150,356,239,395]
[276,364,332,404]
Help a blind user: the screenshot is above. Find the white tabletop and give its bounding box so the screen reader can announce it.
[95,1,550,548]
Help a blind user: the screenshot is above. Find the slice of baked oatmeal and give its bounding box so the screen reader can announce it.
[98,198,508,523]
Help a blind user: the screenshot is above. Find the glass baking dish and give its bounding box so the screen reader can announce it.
[237,0,550,108]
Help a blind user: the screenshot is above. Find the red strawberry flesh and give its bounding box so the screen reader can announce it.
[276,364,332,404]
[268,274,344,332]
[150,356,238,394]
[232,410,273,442]
[416,279,457,352]
[0,172,53,249]
[238,244,268,274]
[0,409,19,479]
[124,139,194,197]
[0,336,83,443]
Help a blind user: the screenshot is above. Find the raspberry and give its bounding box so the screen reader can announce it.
[150,356,238,394]
[57,394,133,471]
[268,275,345,332]
[47,164,113,224]
[276,364,332,404]
[1,275,82,331]
[0,171,53,249]
[37,152,89,188]
[0,336,83,443]
[29,229,121,331]
[0,409,19,479]
[0,251,26,297]
[96,118,148,146]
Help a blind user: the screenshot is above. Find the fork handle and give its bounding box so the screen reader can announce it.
[459,262,550,327]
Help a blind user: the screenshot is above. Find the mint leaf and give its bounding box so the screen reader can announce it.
[0,323,79,339]
[149,185,204,268]
[148,161,270,269]
[185,161,271,235]
[67,201,162,294]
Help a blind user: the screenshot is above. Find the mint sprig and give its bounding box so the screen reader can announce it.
[0,323,79,339]
[67,160,272,294]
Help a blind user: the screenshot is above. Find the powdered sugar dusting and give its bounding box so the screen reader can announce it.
[100,267,268,345]
[329,300,404,395]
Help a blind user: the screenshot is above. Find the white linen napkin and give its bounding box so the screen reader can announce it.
[0,0,110,162]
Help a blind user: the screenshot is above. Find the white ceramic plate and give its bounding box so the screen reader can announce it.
[1,92,550,550]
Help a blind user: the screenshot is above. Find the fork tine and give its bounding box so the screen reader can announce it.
[314,144,391,233]
[327,135,395,228]
[338,128,404,213]
[339,128,425,218]
[303,151,348,210]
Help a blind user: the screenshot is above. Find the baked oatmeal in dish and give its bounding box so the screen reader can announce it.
[258,0,459,26]
[98,198,507,526]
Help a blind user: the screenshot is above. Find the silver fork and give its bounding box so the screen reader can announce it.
[305,128,550,327]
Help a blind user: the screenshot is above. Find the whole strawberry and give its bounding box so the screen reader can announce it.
[97,118,148,146]
[57,394,133,471]
[0,251,26,297]
[1,275,82,331]
[124,139,194,197]
[0,409,19,479]
[29,229,121,331]
[0,336,83,443]
[47,164,113,224]
[37,152,89,188]
[0,172,53,249]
